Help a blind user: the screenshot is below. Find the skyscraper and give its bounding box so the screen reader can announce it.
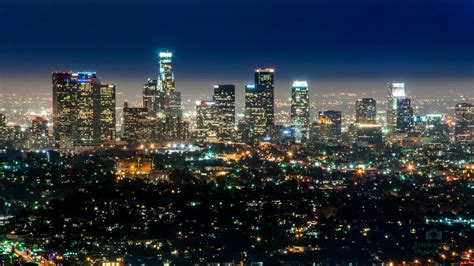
[387,82,406,131]
[151,50,187,141]
[143,79,159,117]
[74,72,100,144]
[290,81,310,143]
[96,84,116,141]
[356,98,377,125]
[454,103,473,145]
[123,102,152,144]
[213,85,235,142]
[52,72,76,143]
[52,71,116,148]
[255,68,275,133]
[158,51,175,93]
[244,84,267,142]
[196,100,219,144]
[396,98,413,133]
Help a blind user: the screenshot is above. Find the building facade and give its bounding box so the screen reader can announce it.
[123,102,152,144]
[255,68,275,134]
[290,81,310,143]
[196,100,219,144]
[396,98,413,133]
[213,85,235,142]
[387,82,406,132]
[52,71,116,148]
[454,103,473,145]
[244,84,267,143]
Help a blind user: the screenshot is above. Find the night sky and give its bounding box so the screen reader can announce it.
[1,0,473,100]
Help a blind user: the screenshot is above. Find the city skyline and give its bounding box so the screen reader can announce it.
[1,1,473,265]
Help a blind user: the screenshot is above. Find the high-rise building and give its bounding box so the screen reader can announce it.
[387,82,406,131]
[356,98,377,125]
[290,81,310,143]
[313,110,342,143]
[52,71,116,148]
[213,85,235,142]
[74,72,100,144]
[96,84,116,141]
[396,98,413,133]
[122,102,152,144]
[143,79,159,117]
[52,72,76,142]
[244,84,267,142]
[454,103,473,144]
[196,100,219,143]
[158,51,175,93]
[149,50,187,142]
[255,68,275,132]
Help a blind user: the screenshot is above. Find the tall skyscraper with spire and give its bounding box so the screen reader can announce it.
[140,50,187,142]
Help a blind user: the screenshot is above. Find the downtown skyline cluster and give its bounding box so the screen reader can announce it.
[0,50,472,153]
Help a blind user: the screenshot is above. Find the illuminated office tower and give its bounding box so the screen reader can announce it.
[73,72,100,144]
[96,84,116,141]
[143,79,159,117]
[213,84,235,141]
[454,103,473,144]
[356,98,377,125]
[52,72,76,142]
[255,68,275,132]
[150,50,187,141]
[196,100,219,143]
[387,82,406,131]
[158,51,175,93]
[244,84,267,142]
[122,102,152,144]
[52,71,116,147]
[31,117,49,149]
[290,81,310,143]
[314,110,342,143]
[396,98,413,132]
